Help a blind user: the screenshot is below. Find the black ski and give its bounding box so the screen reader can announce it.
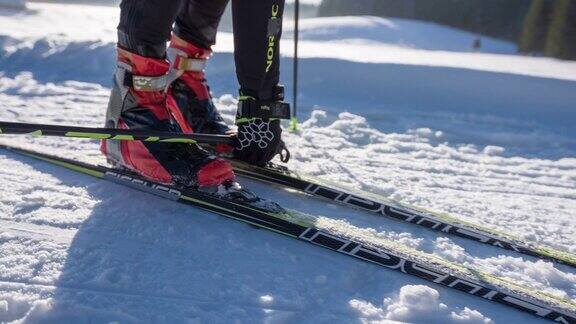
[1,143,575,323]
[0,120,574,268]
[231,160,576,269]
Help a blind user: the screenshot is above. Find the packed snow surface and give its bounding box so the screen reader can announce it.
[0,0,25,10]
[0,3,575,323]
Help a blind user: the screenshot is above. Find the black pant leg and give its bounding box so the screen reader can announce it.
[174,0,230,49]
[118,0,184,58]
[232,0,285,99]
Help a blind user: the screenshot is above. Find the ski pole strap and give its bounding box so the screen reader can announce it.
[278,143,291,163]
[123,72,168,92]
[173,56,206,72]
[237,100,291,120]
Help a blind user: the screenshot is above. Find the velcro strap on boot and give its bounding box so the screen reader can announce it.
[123,72,168,92]
[174,56,206,72]
[238,100,291,120]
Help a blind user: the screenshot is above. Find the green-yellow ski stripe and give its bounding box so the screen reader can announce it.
[65,132,110,139]
[235,117,254,125]
[158,138,197,143]
[111,135,135,141]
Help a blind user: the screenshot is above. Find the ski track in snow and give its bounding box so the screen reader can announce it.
[0,2,575,323]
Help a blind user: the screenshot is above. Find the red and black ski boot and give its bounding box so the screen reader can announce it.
[166,35,233,154]
[101,47,235,189]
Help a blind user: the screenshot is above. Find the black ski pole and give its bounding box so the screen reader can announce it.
[290,0,300,131]
[0,121,235,145]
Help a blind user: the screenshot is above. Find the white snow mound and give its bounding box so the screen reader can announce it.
[350,285,493,323]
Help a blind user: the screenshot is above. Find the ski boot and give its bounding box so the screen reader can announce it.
[165,35,234,154]
[166,35,230,134]
[101,47,234,189]
[101,46,283,213]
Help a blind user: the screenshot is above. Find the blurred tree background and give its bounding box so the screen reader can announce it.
[318,0,576,60]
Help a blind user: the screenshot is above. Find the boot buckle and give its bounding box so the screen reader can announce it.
[174,56,206,72]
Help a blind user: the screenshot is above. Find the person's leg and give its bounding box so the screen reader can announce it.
[102,0,235,187]
[231,0,290,166]
[174,0,229,49]
[117,0,183,57]
[165,0,231,136]
[232,0,285,99]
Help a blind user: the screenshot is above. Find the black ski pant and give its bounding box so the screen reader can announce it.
[118,0,284,99]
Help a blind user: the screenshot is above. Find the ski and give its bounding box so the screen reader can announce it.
[1,143,575,323]
[231,160,576,269]
[1,121,575,268]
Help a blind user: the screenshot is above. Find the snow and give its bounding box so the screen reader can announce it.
[283,16,516,54]
[0,3,116,42]
[1,2,576,323]
[0,0,25,10]
[350,285,493,323]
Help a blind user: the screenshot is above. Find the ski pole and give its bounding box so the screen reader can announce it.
[290,0,300,132]
[0,121,235,145]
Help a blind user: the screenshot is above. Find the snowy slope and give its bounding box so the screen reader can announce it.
[282,15,516,53]
[1,3,575,323]
[0,0,25,10]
